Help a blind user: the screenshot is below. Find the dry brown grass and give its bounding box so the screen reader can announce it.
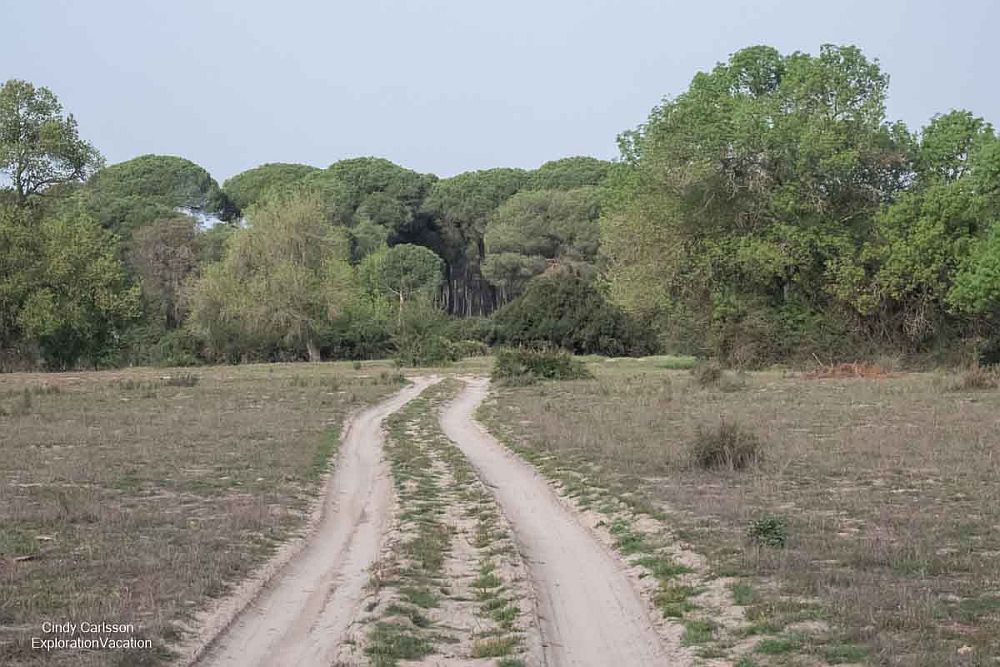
[947,365,999,391]
[803,361,892,380]
[486,362,1000,666]
[0,361,404,666]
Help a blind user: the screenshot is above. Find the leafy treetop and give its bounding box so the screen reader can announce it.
[0,79,103,204]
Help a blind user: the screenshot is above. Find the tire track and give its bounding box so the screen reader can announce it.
[196,377,438,667]
[440,377,680,667]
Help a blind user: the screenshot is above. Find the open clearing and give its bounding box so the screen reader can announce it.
[481,359,1000,666]
[0,362,407,665]
[4,356,998,666]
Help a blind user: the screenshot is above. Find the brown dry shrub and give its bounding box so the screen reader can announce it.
[804,362,891,380]
[948,365,999,391]
[690,418,764,471]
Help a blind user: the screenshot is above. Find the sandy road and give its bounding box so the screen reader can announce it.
[197,377,437,667]
[440,378,673,667]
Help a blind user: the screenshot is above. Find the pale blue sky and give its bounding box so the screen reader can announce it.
[4,0,998,182]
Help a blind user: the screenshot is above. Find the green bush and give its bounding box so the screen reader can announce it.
[492,273,657,357]
[747,516,788,548]
[451,339,489,358]
[492,347,592,385]
[117,324,204,367]
[392,300,460,367]
[650,355,699,370]
[323,299,394,361]
[444,316,494,343]
[691,418,763,470]
[979,337,1000,366]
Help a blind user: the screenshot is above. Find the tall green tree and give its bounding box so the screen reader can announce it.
[187,191,355,362]
[286,157,441,263]
[222,162,318,212]
[832,111,1000,347]
[127,217,200,330]
[0,203,37,364]
[359,243,444,316]
[0,79,103,204]
[421,168,528,315]
[11,208,140,368]
[82,154,234,235]
[525,156,611,191]
[603,44,910,363]
[300,157,436,249]
[483,187,601,298]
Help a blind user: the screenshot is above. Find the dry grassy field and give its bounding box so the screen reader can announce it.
[0,362,409,666]
[483,359,1000,666]
[3,355,997,666]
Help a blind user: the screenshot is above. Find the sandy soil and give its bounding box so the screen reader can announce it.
[194,377,437,667]
[439,378,679,667]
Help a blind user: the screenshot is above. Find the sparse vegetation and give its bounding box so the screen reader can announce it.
[691,360,723,386]
[947,364,999,391]
[0,362,402,665]
[356,381,532,665]
[485,358,1000,664]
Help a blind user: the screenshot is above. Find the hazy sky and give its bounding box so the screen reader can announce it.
[5,0,998,182]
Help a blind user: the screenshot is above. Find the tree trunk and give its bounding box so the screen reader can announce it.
[306,337,321,363]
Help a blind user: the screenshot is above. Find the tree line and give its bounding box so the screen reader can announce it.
[1,43,998,370]
[603,45,1000,366]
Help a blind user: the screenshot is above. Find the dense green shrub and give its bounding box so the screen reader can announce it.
[117,324,204,367]
[690,419,763,470]
[492,273,656,356]
[324,302,393,360]
[392,300,460,366]
[451,340,489,357]
[444,316,494,343]
[492,347,592,385]
[979,337,1000,366]
[747,516,788,548]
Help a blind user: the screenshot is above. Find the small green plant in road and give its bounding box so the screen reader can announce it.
[471,635,518,658]
[367,622,432,666]
[360,381,532,665]
[754,634,803,655]
[682,619,716,645]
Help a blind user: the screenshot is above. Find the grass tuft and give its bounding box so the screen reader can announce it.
[948,364,998,391]
[691,418,763,471]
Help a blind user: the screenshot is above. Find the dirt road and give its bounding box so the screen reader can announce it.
[440,378,674,667]
[196,377,437,667]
